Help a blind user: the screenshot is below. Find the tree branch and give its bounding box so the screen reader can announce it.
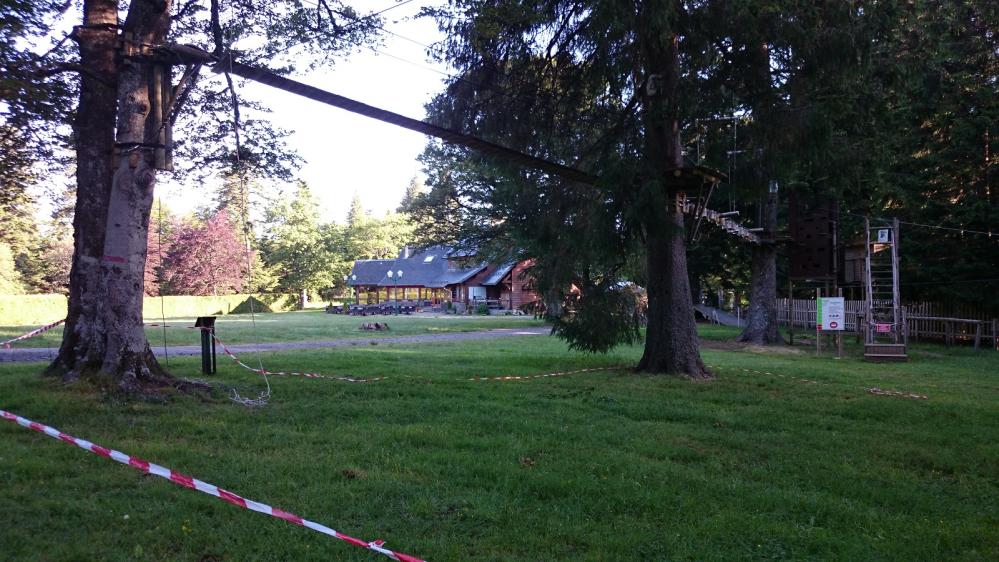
[35,62,114,88]
[210,0,225,58]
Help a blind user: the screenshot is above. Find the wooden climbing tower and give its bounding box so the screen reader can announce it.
[863,217,907,361]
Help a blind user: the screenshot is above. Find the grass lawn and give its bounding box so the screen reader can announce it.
[0,309,547,349]
[2,326,998,561]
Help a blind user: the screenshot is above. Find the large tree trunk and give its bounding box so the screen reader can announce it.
[738,192,782,344]
[636,19,709,378]
[639,211,708,376]
[47,0,119,380]
[50,0,179,393]
[737,41,783,345]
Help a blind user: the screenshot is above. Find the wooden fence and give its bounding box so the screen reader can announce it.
[775,299,999,349]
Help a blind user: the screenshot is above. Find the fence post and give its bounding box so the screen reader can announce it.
[815,288,821,356]
[945,321,953,347]
[901,307,908,348]
[837,288,844,358]
[994,319,998,351]
[194,316,217,375]
[788,281,794,346]
[974,321,982,350]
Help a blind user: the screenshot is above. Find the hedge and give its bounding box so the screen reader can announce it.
[0,293,300,327]
[0,294,69,326]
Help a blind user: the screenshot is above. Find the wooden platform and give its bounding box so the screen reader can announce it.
[864,343,908,362]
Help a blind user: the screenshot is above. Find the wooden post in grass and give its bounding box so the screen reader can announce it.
[974,321,982,350]
[837,287,844,359]
[788,279,794,346]
[815,287,821,356]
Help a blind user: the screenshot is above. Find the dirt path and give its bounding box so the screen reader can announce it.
[1,327,552,364]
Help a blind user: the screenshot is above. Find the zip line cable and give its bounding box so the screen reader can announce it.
[844,211,997,239]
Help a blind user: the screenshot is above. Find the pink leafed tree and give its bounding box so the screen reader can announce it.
[161,209,252,296]
[144,226,166,296]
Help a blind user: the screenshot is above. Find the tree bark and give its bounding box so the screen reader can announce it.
[47,0,119,380]
[738,192,782,344]
[50,0,181,393]
[737,40,783,345]
[635,16,709,378]
[639,211,708,377]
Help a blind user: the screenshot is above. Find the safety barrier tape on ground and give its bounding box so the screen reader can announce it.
[707,363,929,399]
[2,319,65,349]
[468,366,621,381]
[865,387,929,400]
[0,409,425,562]
[706,363,818,385]
[211,334,387,383]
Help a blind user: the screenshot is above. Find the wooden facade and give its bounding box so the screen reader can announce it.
[347,248,540,311]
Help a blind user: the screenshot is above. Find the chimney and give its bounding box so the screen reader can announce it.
[401,245,410,259]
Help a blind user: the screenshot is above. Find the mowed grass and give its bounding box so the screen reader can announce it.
[2,328,998,561]
[0,309,547,348]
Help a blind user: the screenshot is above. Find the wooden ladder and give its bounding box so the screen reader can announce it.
[864,217,907,361]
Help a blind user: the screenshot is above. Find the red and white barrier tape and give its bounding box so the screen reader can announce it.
[2,319,65,349]
[212,334,387,383]
[0,409,425,562]
[469,366,619,381]
[708,364,929,398]
[866,387,928,400]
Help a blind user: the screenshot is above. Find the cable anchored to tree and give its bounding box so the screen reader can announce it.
[159,44,599,185]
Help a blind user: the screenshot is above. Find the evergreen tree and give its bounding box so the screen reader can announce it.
[397,176,426,213]
[262,183,337,308]
[346,192,366,227]
[420,1,779,375]
[0,242,25,295]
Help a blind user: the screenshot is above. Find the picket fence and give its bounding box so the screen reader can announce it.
[775,298,999,349]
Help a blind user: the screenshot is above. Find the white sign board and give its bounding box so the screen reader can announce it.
[817,297,845,331]
[877,229,891,243]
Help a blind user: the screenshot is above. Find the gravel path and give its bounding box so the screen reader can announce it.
[1,327,551,363]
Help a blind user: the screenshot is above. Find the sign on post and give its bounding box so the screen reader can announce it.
[817,297,845,331]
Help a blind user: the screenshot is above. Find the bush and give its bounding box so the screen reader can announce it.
[475,302,490,315]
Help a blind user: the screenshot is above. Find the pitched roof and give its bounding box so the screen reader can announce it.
[348,246,487,288]
[349,259,396,286]
[482,262,515,286]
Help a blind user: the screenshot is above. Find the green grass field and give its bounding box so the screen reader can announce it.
[2,325,997,561]
[0,309,547,349]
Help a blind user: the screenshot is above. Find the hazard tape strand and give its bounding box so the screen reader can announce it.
[2,319,65,349]
[211,334,387,383]
[468,366,621,381]
[0,409,425,562]
[708,364,929,399]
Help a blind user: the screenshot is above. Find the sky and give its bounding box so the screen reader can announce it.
[157,0,449,223]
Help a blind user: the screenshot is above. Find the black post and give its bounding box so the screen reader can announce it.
[195,316,217,374]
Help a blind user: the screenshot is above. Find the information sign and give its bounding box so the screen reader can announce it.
[817,297,845,331]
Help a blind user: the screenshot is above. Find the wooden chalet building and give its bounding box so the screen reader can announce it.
[347,247,539,312]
